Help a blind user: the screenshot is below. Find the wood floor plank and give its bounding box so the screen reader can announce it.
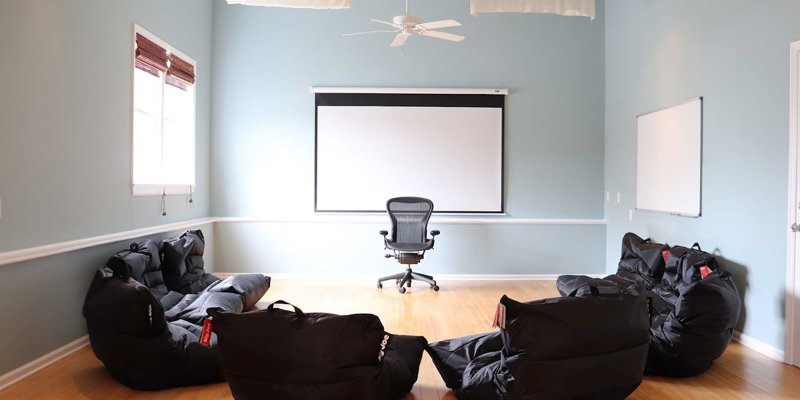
[1,280,798,399]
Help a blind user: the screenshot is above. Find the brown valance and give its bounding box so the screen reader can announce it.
[135,33,168,77]
[167,54,196,88]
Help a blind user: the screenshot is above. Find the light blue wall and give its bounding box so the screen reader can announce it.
[0,0,214,377]
[604,0,800,351]
[0,0,213,252]
[210,0,607,275]
[211,0,605,219]
[216,221,605,276]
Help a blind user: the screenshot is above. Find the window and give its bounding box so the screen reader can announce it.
[132,26,196,195]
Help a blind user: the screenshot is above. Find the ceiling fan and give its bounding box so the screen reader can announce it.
[344,0,465,47]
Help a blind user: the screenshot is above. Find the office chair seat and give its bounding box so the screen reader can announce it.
[386,241,434,252]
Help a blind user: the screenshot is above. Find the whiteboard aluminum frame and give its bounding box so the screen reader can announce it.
[634,97,703,218]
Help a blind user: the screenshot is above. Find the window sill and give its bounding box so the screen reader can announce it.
[132,184,195,196]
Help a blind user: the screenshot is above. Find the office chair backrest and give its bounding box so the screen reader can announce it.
[387,197,433,244]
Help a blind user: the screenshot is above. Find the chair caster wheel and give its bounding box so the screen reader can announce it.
[377,282,383,289]
[399,286,406,294]
[395,279,401,285]
[432,285,439,291]
[407,281,412,288]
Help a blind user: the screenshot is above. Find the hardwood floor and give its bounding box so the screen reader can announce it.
[2,280,799,399]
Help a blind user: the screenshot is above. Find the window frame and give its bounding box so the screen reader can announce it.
[131,24,197,196]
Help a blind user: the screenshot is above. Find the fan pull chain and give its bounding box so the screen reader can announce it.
[161,188,167,216]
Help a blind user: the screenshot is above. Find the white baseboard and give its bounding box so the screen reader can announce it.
[216,272,605,281]
[426,273,606,280]
[733,331,785,363]
[0,335,89,392]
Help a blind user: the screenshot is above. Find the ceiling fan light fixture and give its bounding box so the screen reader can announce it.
[392,15,421,27]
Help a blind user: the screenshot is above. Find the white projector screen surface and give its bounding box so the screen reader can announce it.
[636,98,702,217]
[315,94,504,213]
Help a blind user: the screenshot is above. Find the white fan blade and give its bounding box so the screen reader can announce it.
[343,29,399,36]
[390,32,411,47]
[371,19,401,28]
[419,30,465,42]
[416,19,461,30]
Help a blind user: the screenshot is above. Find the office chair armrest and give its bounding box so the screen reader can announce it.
[429,230,440,249]
[379,230,390,250]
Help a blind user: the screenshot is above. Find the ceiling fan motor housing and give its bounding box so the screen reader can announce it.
[392,14,421,28]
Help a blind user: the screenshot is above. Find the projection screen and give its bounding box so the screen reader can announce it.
[314,89,505,213]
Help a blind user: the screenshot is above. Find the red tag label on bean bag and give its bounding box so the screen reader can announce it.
[200,318,213,347]
[491,303,506,330]
[700,266,710,279]
[662,250,669,263]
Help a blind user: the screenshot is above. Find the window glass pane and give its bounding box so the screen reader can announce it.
[132,68,163,185]
[133,68,161,114]
[162,84,195,185]
[133,113,162,184]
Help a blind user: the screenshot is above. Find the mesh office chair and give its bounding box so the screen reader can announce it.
[377,197,440,294]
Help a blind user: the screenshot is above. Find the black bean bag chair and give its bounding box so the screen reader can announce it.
[556,232,741,377]
[647,243,741,376]
[82,231,271,390]
[161,230,220,295]
[208,300,426,400]
[616,232,670,289]
[427,291,650,400]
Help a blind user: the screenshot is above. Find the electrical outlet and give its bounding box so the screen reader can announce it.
[605,191,610,202]
[616,192,622,204]
[629,209,633,221]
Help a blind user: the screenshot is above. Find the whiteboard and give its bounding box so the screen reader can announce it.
[636,98,702,217]
[315,94,504,213]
